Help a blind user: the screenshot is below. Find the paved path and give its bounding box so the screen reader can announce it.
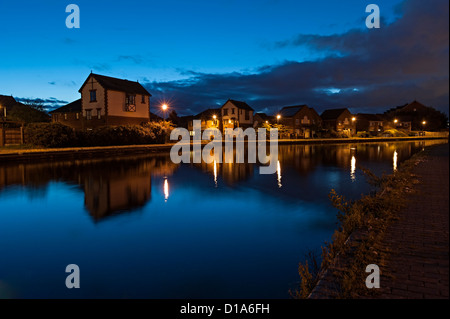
[379,143,449,298]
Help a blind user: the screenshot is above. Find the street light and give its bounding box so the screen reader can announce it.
[352,117,356,122]
[277,114,281,124]
[161,104,168,122]
[394,119,398,124]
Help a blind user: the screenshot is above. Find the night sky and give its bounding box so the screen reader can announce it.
[0,0,448,115]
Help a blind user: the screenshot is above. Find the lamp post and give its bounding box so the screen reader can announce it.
[422,120,426,136]
[276,114,281,124]
[162,104,168,123]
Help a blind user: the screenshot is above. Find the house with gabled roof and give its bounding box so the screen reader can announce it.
[188,108,221,133]
[321,108,356,135]
[356,113,385,134]
[49,99,82,130]
[78,73,152,130]
[220,99,254,133]
[278,105,322,138]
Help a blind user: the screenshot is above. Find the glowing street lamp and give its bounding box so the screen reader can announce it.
[394,119,398,124]
[277,114,281,124]
[352,117,356,122]
[161,104,168,122]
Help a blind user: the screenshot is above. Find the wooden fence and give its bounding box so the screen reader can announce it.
[0,127,24,146]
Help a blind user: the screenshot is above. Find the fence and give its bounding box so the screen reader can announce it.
[0,126,24,146]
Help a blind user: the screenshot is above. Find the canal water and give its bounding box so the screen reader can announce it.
[0,140,447,298]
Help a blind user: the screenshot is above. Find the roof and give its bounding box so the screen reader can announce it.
[226,99,254,111]
[79,73,151,96]
[194,108,221,119]
[49,99,82,114]
[0,95,18,111]
[356,113,384,121]
[278,105,308,117]
[321,108,350,120]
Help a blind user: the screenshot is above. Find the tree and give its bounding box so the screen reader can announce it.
[8,103,50,123]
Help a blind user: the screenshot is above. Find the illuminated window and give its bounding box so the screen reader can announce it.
[97,108,101,119]
[86,110,92,120]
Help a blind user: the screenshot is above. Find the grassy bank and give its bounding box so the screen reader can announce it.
[291,150,426,299]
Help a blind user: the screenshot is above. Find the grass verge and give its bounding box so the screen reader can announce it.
[291,151,424,299]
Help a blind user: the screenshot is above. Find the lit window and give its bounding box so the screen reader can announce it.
[86,110,92,120]
[97,109,101,119]
[64,114,67,120]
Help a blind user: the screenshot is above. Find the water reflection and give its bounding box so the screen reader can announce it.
[393,150,398,172]
[0,139,447,299]
[0,139,446,221]
[277,160,282,188]
[350,155,356,182]
[0,155,178,222]
[164,178,169,202]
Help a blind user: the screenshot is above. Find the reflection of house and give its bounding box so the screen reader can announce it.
[221,100,254,133]
[356,113,385,134]
[321,108,356,135]
[49,99,82,130]
[84,171,152,221]
[278,105,322,138]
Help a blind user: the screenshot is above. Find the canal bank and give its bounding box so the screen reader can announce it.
[308,142,449,299]
[0,136,447,163]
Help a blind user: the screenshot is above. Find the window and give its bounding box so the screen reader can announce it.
[97,109,101,119]
[223,109,228,116]
[86,110,92,120]
[245,110,249,121]
[90,90,97,102]
[126,94,136,105]
[64,113,67,120]
[241,109,243,115]
[232,108,235,115]
[125,94,136,111]
[76,113,79,120]
[141,95,145,103]
[295,119,300,125]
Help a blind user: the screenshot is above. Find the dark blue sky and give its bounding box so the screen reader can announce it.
[1,0,448,115]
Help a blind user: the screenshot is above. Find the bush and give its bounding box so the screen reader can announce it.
[357,131,370,138]
[84,125,155,146]
[25,122,176,148]
[25,123,77,148]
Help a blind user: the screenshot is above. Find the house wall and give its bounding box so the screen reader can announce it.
[80,75,150,129]
[52,112,83,130]
[221,101,254,131]
[107,90,150,119]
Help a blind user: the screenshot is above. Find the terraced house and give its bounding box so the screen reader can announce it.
[51,73,152,130]
[278,105,322,138]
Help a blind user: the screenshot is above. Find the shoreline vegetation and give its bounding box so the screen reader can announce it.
[0,135,448,163]
[291,146,437,299]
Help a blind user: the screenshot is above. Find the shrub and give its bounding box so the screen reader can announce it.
[25,123,77,148]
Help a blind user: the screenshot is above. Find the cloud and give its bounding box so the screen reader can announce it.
[144,0,449,116]
[15,97,69,106]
